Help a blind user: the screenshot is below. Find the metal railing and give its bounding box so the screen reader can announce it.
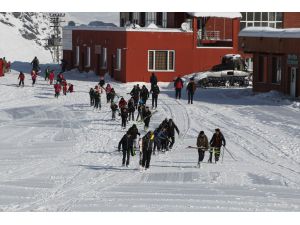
[198,30,221,40]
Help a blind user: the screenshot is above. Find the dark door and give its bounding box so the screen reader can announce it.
[140,12,146,27]
[157,12,163,26]
[111,54,115,78]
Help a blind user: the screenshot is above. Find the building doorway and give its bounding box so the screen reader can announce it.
[290,67,297,98]
[111,54,115,78]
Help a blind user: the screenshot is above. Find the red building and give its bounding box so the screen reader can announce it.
[63,12,241,82]
[239,27,300,98]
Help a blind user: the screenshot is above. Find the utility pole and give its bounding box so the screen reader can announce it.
[48,13,65,63]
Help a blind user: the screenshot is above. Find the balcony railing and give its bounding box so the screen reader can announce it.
[197,30,233,47]
[200,31,220,40]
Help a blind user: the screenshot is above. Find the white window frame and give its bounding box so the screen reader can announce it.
[86,47,91,67]
[241,12,283,30]
[101,47,107,69]
[75,46,80,66]
[116,48,122,71]
[148,50,175,72]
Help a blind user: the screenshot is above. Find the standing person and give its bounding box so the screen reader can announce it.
[110,88,116,103]
[120,107,129,129]
[2,57,7,74]
[174,77,184,99]
[142,106,152,130]
[209,128,226,163]
[105,84,112,103]
[18,71,25,87]
[57,73,64,84]
[110,102,118,120]
[61,79,68,95]
[60,59,68,73]
[31,56,40,73]
[196,131,209,167]
[187,77,196,104]
[150,84,160,109]
[127,97,135,121]
[167,119,180,149]
[136,100,145,121]
[54,82,61,98]
[45,66,50,80]
[99,76,105,88]
[118,132,134,167]
[31,70,37,86]
[141,131,154,170]
[0,58,4,77]
[94,90,101,110]
[89,88,95,106]
[140,85,149,105]
[127,124,140,156]
[6,61,11,73]
[130,85,140,109]
[49,70,55,85]
[150,72,158,90]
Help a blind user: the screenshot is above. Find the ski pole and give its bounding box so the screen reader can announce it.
[223,146,237,161]
[221,146,225,163]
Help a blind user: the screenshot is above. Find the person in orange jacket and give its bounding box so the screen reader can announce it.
[18,71,25,87]
[49,70,55,85]
[31,70,37,86]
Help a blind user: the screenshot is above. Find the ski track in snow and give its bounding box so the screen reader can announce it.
[0,70,300,211]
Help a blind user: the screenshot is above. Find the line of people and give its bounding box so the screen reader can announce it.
[174,76,197,104]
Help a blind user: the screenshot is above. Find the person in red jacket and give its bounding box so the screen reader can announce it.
[105,83,112,103]
[174,77,184,99]
[118,97,127,109]
[18,71,25,87]
[61,79,68,95]
[54,83,61,98]
[49,70,55,85]
[31,70,37,86]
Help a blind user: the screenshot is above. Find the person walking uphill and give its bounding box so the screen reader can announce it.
[187,77,196,104]
[31,56,40,73]
[141,131,154,171]
[196,131,209,167]
[143,106,152,130]
[118,132,134,167]
[150,84,160,109]
[54,82,61,98]
[174,77,184,99]
[127,124,140,156]
[89,88,95,106]
[209,128,226,163]
[167,119,180,149]
[31,70,37,86]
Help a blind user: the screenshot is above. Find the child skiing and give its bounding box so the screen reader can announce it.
[54,82,61,98]
[127,97,135,121]
[31,70,37,86]
[196,131,209,167]
[49,70,55,85]
[118,132,134,167]
[120,107,129,129]
[150,84,160,109]
[105,84,112,103]
[89,88,95,106]
[110,102,118,120]
[142,106,152,130]
[94,90,101,110]
[18,71,25,87]
[141,131,154,171]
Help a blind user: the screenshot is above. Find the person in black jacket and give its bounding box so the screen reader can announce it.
[142,106,152,130]
[127,124,140,155]
[140,85,149,104]
[150,84,160,109]
[89,88,95,106]
[186,78,196,104]
[31,56,40,73]
[127,97,135,121]
[130,85,140,109]
[167,119,180,149]
[118,132,134,167]
[150,72,158,89]
[141,131,154,170]
[120,107,129,129]
[209,128,226,163]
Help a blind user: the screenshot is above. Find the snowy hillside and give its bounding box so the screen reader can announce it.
[0,67,300,211]
[65,12,119,26]
[0,12,53,63]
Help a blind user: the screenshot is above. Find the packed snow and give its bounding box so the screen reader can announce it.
[0,66,300,212]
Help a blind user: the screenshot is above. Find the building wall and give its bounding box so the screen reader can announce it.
[205,18,233,40]
[283,12,300,28]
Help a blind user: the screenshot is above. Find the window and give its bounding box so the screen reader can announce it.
[101,47,107,69]
[272,56,281,84]
[116,49,121,70]
[75,46,80,66]
[86,47,91,67]
[240,12,283,30]
[148,50,175,71]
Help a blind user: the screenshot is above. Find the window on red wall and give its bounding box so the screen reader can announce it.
[148,50,175,72]
[258,55,264,82]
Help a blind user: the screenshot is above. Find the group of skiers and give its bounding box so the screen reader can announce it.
[117,118,181,170]
[174,76,197,104]
[0,57,11,77]
[194,128,226,167]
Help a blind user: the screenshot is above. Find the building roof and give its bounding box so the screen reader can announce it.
[63,25,191,33]
[239,27,300,38]
[187,12,242,19]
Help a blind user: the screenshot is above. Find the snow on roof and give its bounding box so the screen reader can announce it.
[239,27,300,38]
[63,25,191,33]
[187,12,242,18]
[147,23,159,28]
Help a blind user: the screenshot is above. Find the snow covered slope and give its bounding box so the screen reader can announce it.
[0,12,52,63]
[65,12,120,26]
[0,68,299,211]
